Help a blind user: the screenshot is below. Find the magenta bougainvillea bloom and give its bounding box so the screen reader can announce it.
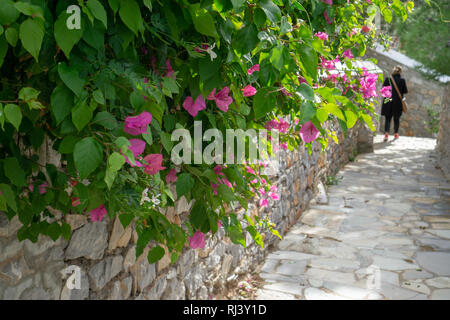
[314,31,328,41]
[89,204,107,222]
[214,165,224,176]
[125,139,146,167]
[242,85,257,97]
[259,198,268,208]
[29,182,48,194]
[165,59,175,79]
[298,76,307,85]
[280,142,288,150]
[300,121,320,143]
[323,10,334,24]
[124,111,152,136]
[143,154,166,175]
[207,87,233,112]
[183,95,206,117]
[248,64,259,75]
[380,86,392,98]
[165,169,178,184]
[189,230,206,249]
[72,197,81,207]
[268,191,280,200]
[211,183,218,195]
[321,0,333,4]
[361,25,370,33]
[342,49,354,59]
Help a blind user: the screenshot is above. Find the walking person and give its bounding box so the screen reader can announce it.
[381,66,408,141]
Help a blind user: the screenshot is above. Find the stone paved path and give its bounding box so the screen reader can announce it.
[255,135,450,300]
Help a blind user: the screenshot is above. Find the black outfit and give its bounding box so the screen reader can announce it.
[381,74,408,134]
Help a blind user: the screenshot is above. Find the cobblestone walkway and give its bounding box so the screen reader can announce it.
[255,135,450,300]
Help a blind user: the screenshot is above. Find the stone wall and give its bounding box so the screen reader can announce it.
[436,85,450,178]
[0,121,368,300]
[365,48,446,138]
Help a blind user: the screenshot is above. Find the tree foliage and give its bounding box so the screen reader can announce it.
[0,0,409,263]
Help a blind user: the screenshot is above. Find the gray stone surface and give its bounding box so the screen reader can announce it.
[416,252,450,276]
[60,268,90,300]
[88,255,123,290]
[65,222,108,260]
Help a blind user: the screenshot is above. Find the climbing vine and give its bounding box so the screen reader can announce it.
[0,0,411,263]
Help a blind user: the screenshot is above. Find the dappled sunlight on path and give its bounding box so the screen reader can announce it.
[255,135,450,300]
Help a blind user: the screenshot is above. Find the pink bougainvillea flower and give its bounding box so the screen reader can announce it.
[165,59,175,79]
[260,178,267,185]
[194,44,209,53]
[281,88,292,97]
[211,183,218,195]
[380,86,392,98]
[323,10,334,24]
[124,111,152,136]
[217,221,222,228]
[278,119,290,133]
[258,188,266,196]
[314,31,328,41]
[300,121,320,143]
[281,142,288,150]
[248,64,260,75]
[250,179,258,184]
[242,85,257,97]
[246,166,256,175]
[298,76,307,85]
[213,165,224,176]
[294,117,300,125]
[321,0,333,4]
[71,197,81,207]
[349,28,358,37]
[270,185,278,192]
[361,25,370,33]
[38,182,48,194]
[143,154,166,175]
[342,49,354,59]
[268,192,280,200]
[165,169,178,184]
[259,198,268,208]
[207,87,233,112]
[89,204,107,222]
[183,95,206,117]
[124,139,145,167]
[189,230,206,249]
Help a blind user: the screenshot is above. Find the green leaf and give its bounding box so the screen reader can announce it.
[87,0,108,29]
[18,87,39,103]
[176,173,194,199]
[324,103,345,121]
[0,103,5,130]
[108,0,120,15]
[19,18,44,61]
[92,111,117,130]
[119,213,134,229]
[0,183,17,212]
[147,245,165,264]
[105,152,125,189]
[13,2,44,20]
[300,101,316,123]
[119,0,142,35]
[189,4,218,38]
[130,91,145,110]
[74,137,103,179]
[0,0,20,25]
[93,90,105,105]
[189,201,207,228]
[160,132,174,154]
[30,127,44,150]
[51,85,74,125]
[254,8,267,28]
[58,63,85,97]
[72,99,93,131]
[4,104,22,130]
[298,44,318,81]
[316,108,328,123]
[280,16,292,34]
[345,110,357,128]
[297,83,315,101]
[260,0,281,24]
[382,8,392,24]
[0,36,8,68]
[46,222,61,241]
[58,135,79,154]
[253,87,276,119]
[4,157,26,187]
[54,11,84,59]
[217,184,236,202]
[143,0,153,11]
[61,222,71,240]
[5,27,18,47]
[233,23,258,55]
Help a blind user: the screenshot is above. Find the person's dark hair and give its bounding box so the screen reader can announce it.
[392,66,402,75]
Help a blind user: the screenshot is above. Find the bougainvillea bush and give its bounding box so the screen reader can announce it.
[0,0,412,263]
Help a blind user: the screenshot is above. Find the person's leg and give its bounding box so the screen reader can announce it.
[394,115,400,139]
[384,115,392,141]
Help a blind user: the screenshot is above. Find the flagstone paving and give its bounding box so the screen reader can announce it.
[255,135,450,300]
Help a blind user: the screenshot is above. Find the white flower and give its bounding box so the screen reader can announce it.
[140,188,151,206]
[206,43,217,61]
